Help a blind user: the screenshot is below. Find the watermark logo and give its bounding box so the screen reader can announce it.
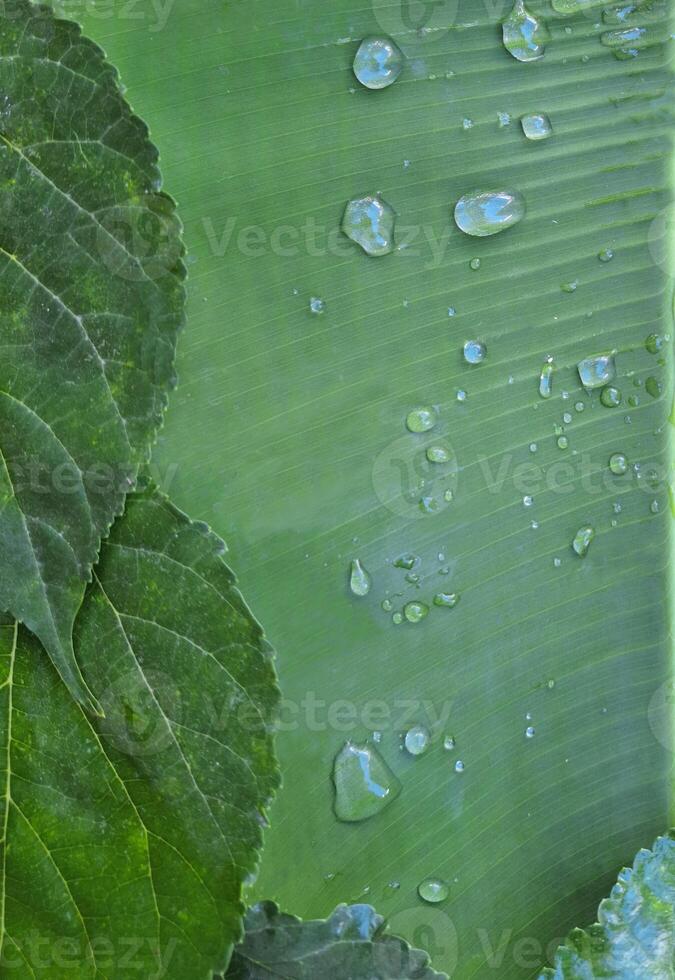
[96,193,183,282]
[372,434,458,520]
[372,0,459,43]
[98,667,181,758]
[379,905,458,977]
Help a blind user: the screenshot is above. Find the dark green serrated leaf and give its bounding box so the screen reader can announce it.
[540,834,675,979]
[0,0,185,712]
[0,484,280,978]
[225,902,448,979]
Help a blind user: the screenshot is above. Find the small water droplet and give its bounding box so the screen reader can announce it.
[646,376,662,399]
[463,339,487,364]
[456,389,468,402]
[406,407,437,433]
[349,559,372,597]
[557,435,569,449]
[575,401,585,413]
[454,759,465,773]
[418,877,449,904]
[498,111,512,127]
[404,600,429,623]
[443,489,454,503]
[342,194,396,256]
[553,557,562,567]
[392,612,403,625]
[650,499,660,514]
[561,279,579,293]
[419,495,440,515]
[332,742,401,822]
[353,36,404,90]
[539,356,554,398]
[310,296,326,314]
[577,354,616,389]
[404,724,431,756]
[609,453,628,475]
[462,117,474,130]
[572,525,595,557]
[394,553,418,570]
[645,333,664,355]
[502,0,550,62]
[598,247,614,262]
[600,385,622,408]
[443,735,456,750]
[434,592,459,608]
[530,442,538,453]
[454,188,525,237]
[448,306,457,317]
[521,113,552,140]
[387,880,401,890]
[469,257,482,271]
[525,726,536,739]
[427,445,451,463]
[523,495,534,507]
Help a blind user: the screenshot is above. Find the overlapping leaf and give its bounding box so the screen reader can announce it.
[226,902,448,979]
[0,0,184,711]
[540,834,675,979]
[0,484,280,978]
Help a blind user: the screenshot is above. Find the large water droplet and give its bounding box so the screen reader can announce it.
[600,385,622,408]
[577,354,616,389]
[342,194,396,256]
[572,525,595,557]
[600,25,647,58]
[609,453,628,475]
[406,407,437,433]
[349,559,372,596]
[521,113,552,140]
[454,189,525,237]
[332,742,401,822]
[539,356,554,398]
[463,339,487,364]
[404,724,431,756]
[353,36,403,90]
[502,1,550,62]
[418,877,449,904]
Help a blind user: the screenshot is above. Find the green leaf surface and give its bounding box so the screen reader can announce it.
[225,901,448,979]
[76,1,675,976]
[0,484,279,977]
[540,834,675,979]
[0,0,184,711]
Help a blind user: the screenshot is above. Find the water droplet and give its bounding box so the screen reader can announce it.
[456,389,467,402]
[394,553,418,570]
[404,600,429,623]
[310,296,326,314]
[353,36,403,90]
[553,556,562,568]
[454,188,525,237]
[521,113,552,140]
[609,453,628,475]
[601,25,647,58]
[454,760,465,773]
[332,742,401,822]
[577,354,616,389]
[530,442,538,453]
[523,495,534,507]
[646,376,662,399]
[419,495,440,515]
[392,612,403,625]
[598,248,614,262]
[600,385,622,408]
[502,0,550,62]
[650,499,660,514]
[443,489,454,503]
[404,724,431,756]
[448,306,457,317]
[498,111,512,127]
[463,339,487,364]
[575,401,585,413]
[349,559,372,597]
[406,407,437,433]
[462,117,474,130]
[572,525,595,557]
[342,194,396,256]
[525,726,536,739]
[539,356,554,398]
[434,592,459,608]
[387,880,401,890]
[443,735,456,750]
[530,519,540,529]
[427,445,451,463]
[561,279,579,293]
[418,877,449,904]
[470,257,482,271]
[603,3,641,25]
[547,678,556,688]
[381,598,393,612]
[645,333,664,354]
[557,435,569,449]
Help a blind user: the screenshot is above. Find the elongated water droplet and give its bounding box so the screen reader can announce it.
[349,559,371,596]
[463,339,487,364]
[572,525,595,557]
[353,36,403,90]
[502,1,550,62]
[609,453,628,475]
[539,356,554,398]
[601,25,647,58]
[603,3,642,25]
[404,601,429,623]
[342,195,396,256]
[434,592,459,608]
[454,189,525,237]
[404,724,431,756]
[406,407,437,433]
[521,113,552,140]
[577,354,616,389]
[600,385,622,408]
[650,499,660,514]
[418,877,449,904]
[332,742,401,822]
